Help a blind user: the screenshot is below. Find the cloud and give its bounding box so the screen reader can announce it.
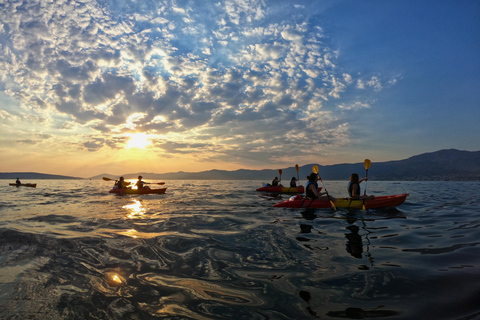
[0,0,385,168]
[338,101,371,111]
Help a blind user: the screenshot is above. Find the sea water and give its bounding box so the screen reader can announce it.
[0,180,479,319]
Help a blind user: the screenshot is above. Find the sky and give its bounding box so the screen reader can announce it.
[0,0,479,178]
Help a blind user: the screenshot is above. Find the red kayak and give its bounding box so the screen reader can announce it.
[256,185,305,194]
[273,193,409,209]
[109,188,167,194]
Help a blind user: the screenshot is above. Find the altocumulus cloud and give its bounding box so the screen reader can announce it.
[0,0,393,165]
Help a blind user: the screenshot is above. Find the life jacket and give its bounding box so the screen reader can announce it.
[348,182,361,197]
[305,181,319,198]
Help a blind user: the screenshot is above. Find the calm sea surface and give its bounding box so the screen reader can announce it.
[0,180,479,319]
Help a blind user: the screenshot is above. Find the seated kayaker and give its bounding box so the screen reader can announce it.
[305,173,336,200]
[114,177,131,189]
[290,177,298,188]
[135,175,150,190]
[268,176,282,187]
[348,173,374,199]
[16,178,21,185]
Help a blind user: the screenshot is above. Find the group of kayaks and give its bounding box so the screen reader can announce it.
[257,163,409,209]
[258,184,408,209]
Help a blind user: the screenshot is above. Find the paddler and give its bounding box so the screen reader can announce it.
[348,173,374,200]
[15,178,21,185]
[305,173,336,201]
[135,176,150,190]
[271,176,282,187]
[290,177,298,187]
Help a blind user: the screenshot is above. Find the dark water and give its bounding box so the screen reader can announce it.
[1,180,479,319]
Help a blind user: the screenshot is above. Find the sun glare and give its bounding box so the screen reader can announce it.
[126,133,151,149]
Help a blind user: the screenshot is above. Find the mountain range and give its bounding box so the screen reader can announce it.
[2,149,479,181]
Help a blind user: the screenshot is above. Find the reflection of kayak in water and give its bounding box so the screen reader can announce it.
[9,183,37,188]
[109,188,167,194]
[256,185,305,194]
[273,194,409,209]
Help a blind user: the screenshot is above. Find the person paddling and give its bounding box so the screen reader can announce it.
[290,177,298,188]
[348,173,374,199]
[135,176,150,190]
[269,176,282,187]
[305,173,336,201]
[15,178,21,185]
[115,177,130,189]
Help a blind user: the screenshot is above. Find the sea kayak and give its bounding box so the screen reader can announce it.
[109,188,167,194]
[273,193,409,209]
[9,183,37,188]
[256,185,305,194]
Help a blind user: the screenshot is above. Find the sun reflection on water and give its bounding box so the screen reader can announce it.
[123,199,146,219]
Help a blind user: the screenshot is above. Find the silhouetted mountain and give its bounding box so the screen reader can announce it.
[91,149,480,181]
[0,172,82,180]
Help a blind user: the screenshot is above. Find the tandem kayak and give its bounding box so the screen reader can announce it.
[9,183,37,188]
[273,193,409,209]
[109,188,167,194]
[256,185,305,194]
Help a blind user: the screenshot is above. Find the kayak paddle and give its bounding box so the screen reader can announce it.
[295,164,299,181]
[362,159,371,210]
[312,165,336,211]
[279,169,282,182]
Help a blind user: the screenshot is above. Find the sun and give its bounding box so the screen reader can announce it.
[126,133,151,149]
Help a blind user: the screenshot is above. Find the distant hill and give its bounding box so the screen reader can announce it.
[91,149,480,181]
[0,172,82,180]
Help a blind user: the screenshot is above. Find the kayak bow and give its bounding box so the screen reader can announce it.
[273,193,409,209]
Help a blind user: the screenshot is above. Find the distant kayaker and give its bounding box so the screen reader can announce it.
[135,176,150,190]
[305,173,335,200]
[290,177,298,188]
[348,173,374,199]
[269,176,282,187]
[115,177,130,189]
[15,178,21,185]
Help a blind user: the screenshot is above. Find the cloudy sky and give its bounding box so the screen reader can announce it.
[1,0,479,177]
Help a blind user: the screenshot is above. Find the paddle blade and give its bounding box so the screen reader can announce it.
[295,164,299,172]
[279,169,283,175]
[103,177,113,181]
[364,159,371,170]
[312,165,319,174]
[330,200,337,211]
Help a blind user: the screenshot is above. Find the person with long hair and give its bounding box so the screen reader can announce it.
[305,173,335,200]
[348,173,373,199]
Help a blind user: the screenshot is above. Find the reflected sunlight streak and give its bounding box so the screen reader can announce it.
[123,199,146,219]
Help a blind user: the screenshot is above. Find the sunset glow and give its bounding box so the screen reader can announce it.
[126,133,151,150]
[0,1,478,177]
